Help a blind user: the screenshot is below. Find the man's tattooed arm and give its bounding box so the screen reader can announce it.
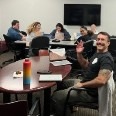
[98,69,111,82]
[76,69,112,88]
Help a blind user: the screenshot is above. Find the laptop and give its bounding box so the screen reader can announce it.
[55,32,64,40]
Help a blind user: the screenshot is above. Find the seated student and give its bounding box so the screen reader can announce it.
[51,32,114,116]
[90,24,98,40]
[75,26,92,43]
[90,24,98,34]
[27,21,43,41]
[50,23,71,41]
[27,22,44,56]
[7,20,26,41]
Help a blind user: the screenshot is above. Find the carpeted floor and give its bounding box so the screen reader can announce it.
[0,51,116,116]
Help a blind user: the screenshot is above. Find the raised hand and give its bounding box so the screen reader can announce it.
[76,40,84,54]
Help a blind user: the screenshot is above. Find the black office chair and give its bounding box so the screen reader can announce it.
[2,34,17,66]
[63,71,115,116]
[63,88,98,116]
[83,40,96,59]
[66,40,95,76]
[109,38,116,81]
[109,38,116,60]
[0,99,41,116]
[66,40,94,62]
[2,34,26,67]
[30,36,49,56]
[20,31,27,36]
[43,33,51,39]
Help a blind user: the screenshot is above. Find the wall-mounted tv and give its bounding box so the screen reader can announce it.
[64,4,101,26]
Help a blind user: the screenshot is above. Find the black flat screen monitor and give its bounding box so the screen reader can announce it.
[64,4,101,26]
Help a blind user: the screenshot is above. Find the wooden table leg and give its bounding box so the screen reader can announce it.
[3,93,11,103]
[27,93,33,109]
[43,88,51,116]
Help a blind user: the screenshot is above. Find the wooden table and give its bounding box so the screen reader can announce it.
[0,56,71,116]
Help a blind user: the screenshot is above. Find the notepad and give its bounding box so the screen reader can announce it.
[50,48,66,61]
[13,71,23,78]
[39,74,62,81]
[50,60,72,66]
[50,48,65,57]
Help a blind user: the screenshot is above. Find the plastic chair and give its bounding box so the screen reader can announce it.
[30,36,49,56]
[64,72,115,116]
[0,99,41,116]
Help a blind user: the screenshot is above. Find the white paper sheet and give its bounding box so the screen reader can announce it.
[39,74,62,81]
[50,60,72,66]
[13,71,23,78]
[50,48,65,56]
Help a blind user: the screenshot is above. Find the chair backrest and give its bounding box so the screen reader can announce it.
[0,100,28,116]
[30,36,49,56]
[43,33,52,39]
[3,34,15,51]
[83,40,94,52]
[83,40,95,59]
[20,31,27,36]
[109,38,116,57]
[30,36,49,49]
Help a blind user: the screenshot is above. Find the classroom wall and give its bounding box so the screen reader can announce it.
[0,0,116,39]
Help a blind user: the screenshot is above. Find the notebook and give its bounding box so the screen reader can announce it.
[39,74,62,81]
[51,60,72,66]
[50,48,66,61]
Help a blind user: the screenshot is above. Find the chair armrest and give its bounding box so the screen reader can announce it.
[66,87,92,104]
[69,87,90,92]
[64,87,91,116]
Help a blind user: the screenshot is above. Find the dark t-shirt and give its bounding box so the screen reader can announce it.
[82,51,114,97]
[75,35,91,44]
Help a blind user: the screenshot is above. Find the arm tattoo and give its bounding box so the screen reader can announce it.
[98,69,111,78]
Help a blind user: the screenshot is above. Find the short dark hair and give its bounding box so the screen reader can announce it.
[11,20,19,26]
[98,32,110,41]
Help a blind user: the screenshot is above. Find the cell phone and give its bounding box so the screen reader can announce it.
[37,70,52,74]
[52,39,60,42]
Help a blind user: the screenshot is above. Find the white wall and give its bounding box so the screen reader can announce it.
[0,0,116,38]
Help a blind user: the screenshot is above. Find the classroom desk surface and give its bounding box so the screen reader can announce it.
[0,56,71,116]
[50,40,76,46]
[15,39,77,47]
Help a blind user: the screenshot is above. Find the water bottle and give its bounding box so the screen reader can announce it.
[23,58,31,84]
